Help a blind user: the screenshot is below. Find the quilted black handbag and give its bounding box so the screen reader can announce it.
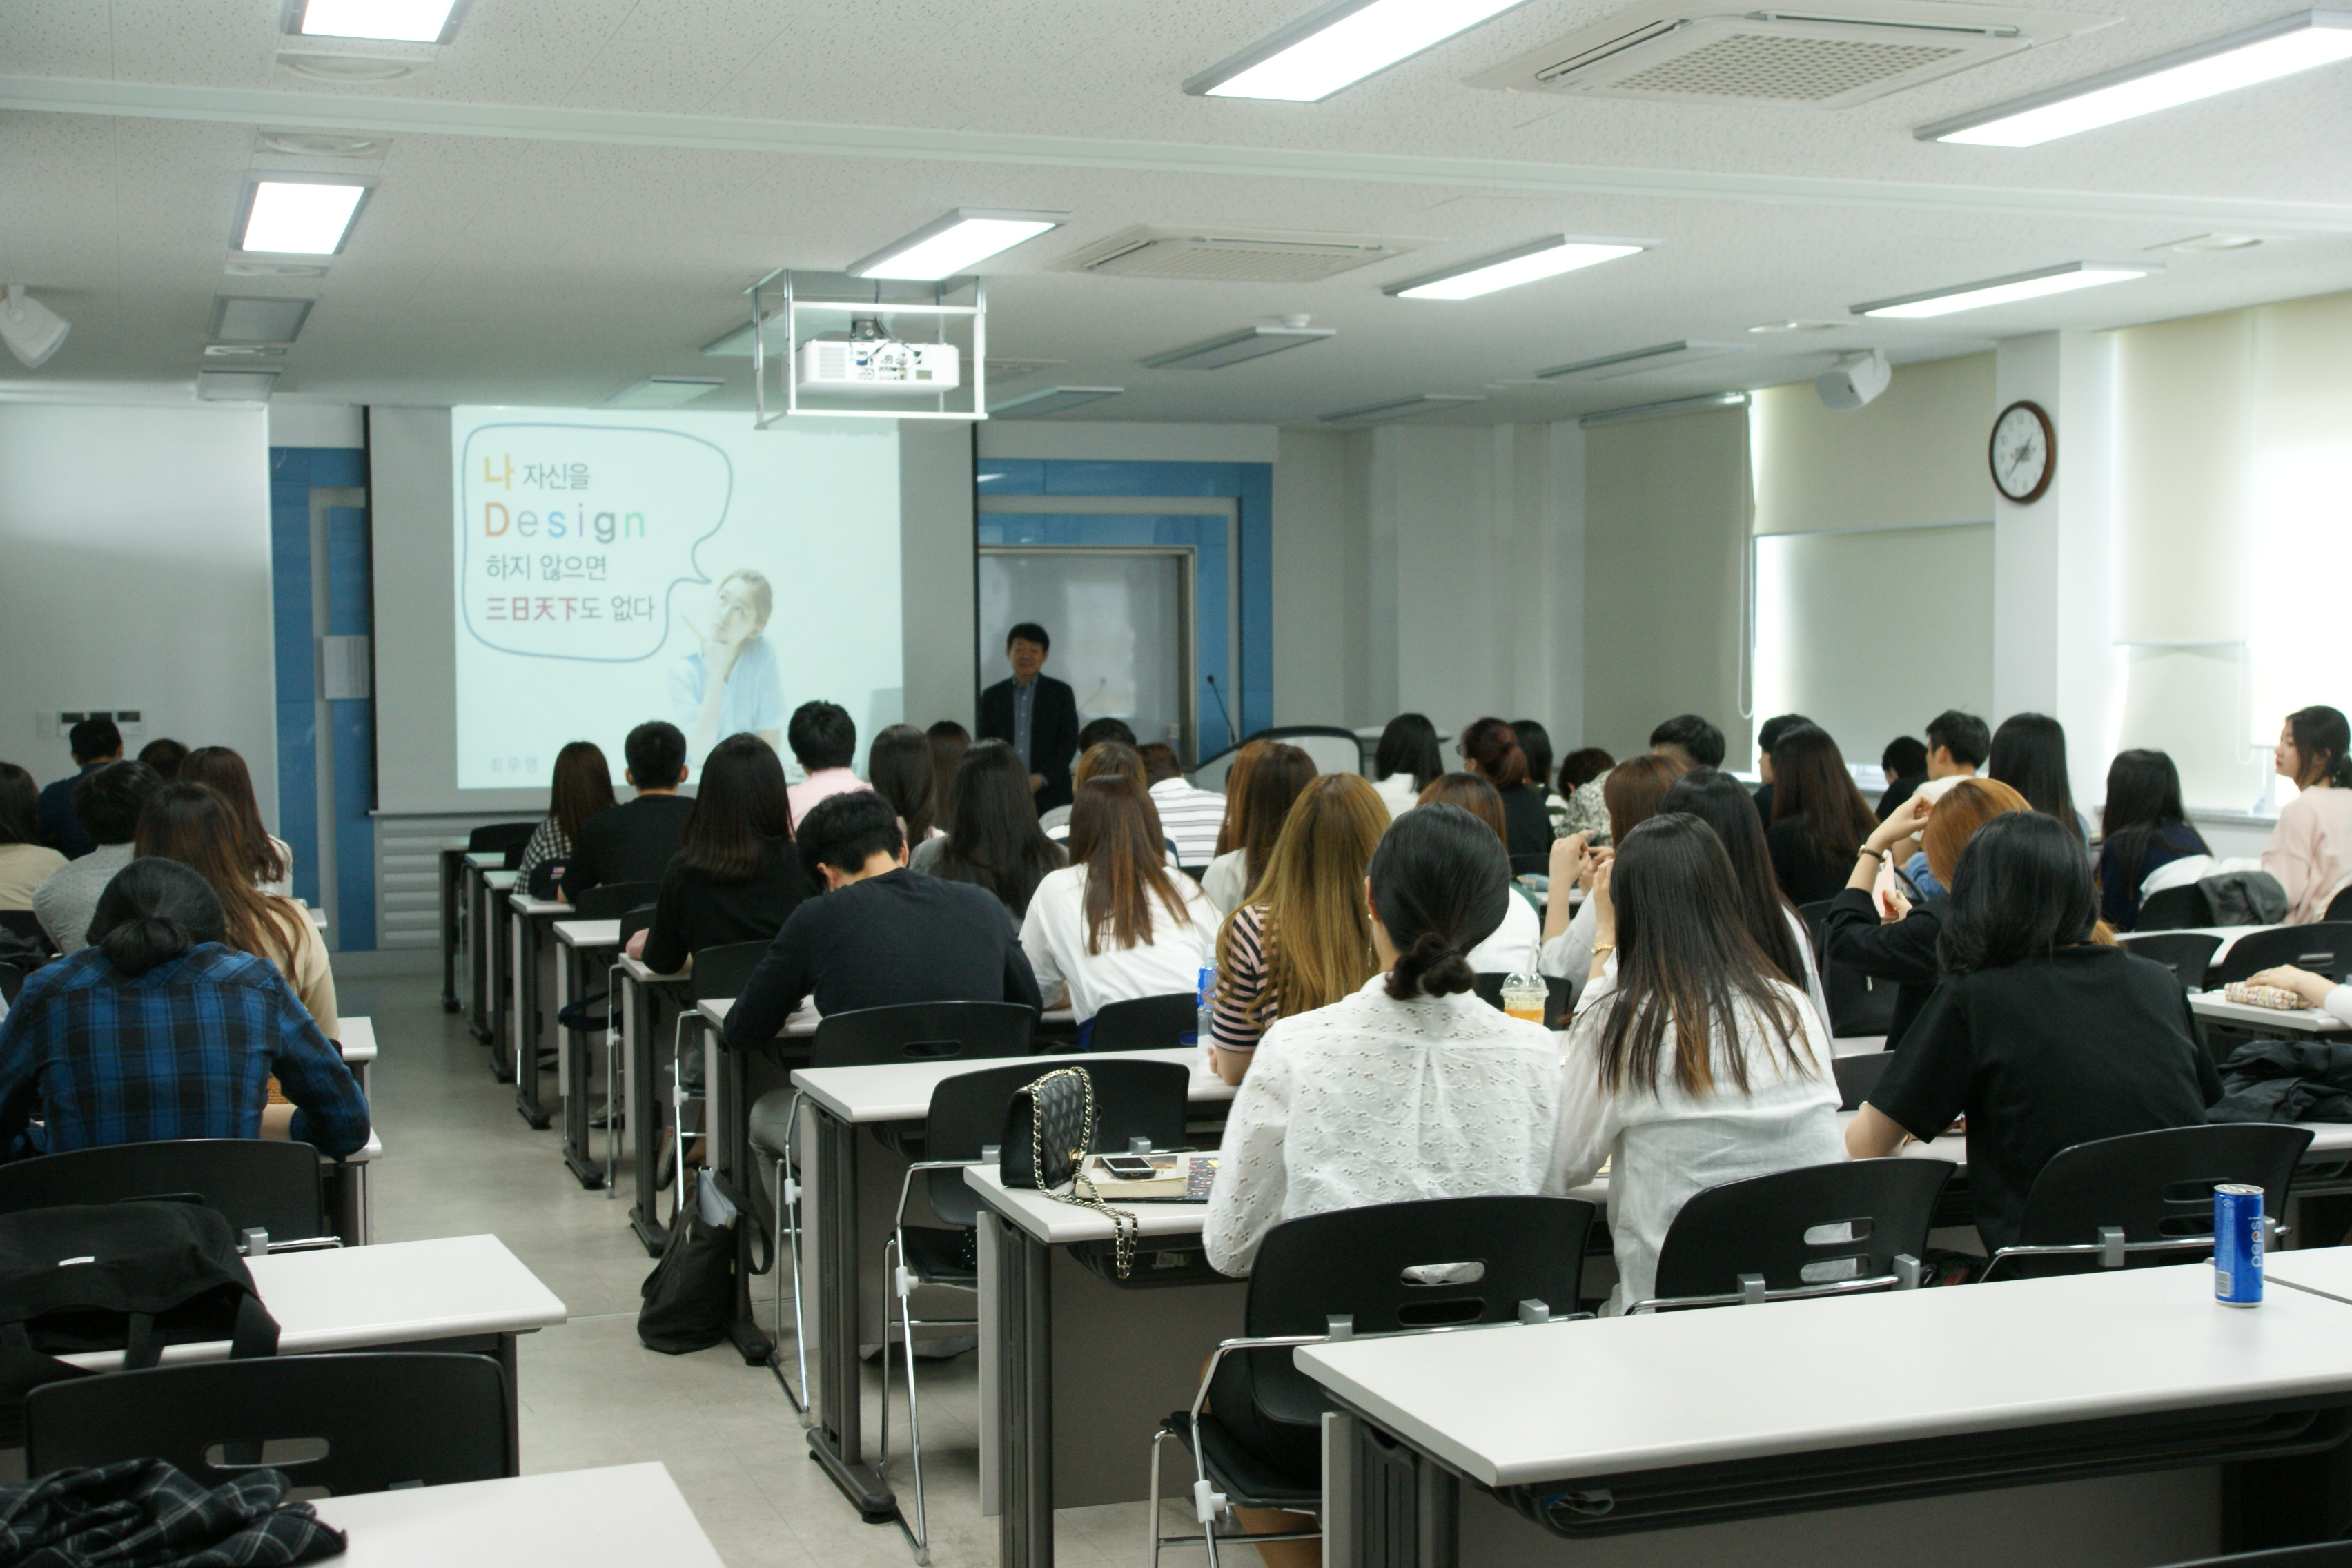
[999,1067,1138,1277]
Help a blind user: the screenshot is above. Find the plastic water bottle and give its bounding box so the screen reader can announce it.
[1192,963,1217,1061]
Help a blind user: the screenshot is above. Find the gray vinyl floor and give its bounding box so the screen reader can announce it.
[347,970,1177,1568]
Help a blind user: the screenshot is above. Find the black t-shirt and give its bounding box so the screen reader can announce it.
[1868,944,2224,1251]
[560,794,696,902]
[1765,816,1853,906]
[1821,886,1943,1048]
[1876,774,1927,821]
[1500,785,1553,861]
[721,868,1043,1050]
[640,841,816,976]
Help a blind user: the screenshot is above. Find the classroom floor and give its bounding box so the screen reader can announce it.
[352,971,1169,1568]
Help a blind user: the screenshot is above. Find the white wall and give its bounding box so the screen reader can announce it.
[0,403,278,815]
[900,420,978,730]
[976,421,1275,464]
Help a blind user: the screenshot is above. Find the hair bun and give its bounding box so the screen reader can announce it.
[1386,928,1478,1001]
[99,915,193,978]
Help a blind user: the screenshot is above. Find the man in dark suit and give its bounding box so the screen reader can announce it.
[38,716,124,860]
[977,621,1080,811]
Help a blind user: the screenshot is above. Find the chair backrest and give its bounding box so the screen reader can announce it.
[1796,900,1903,1036]
[26,1351,513,1493]
[810,1000,1035,1068]
[1830,1051,1892,1112]
[1645,1158,1952,1308]
[2208,923,2352,988]
[2331,884,2352,925]
[469,820,538,865]
[0,1138,327,1244]
[2010,1124,2314,1267]
[2115,931,2223,991]
[1086,992,1197,1052]
[2135,883,2214,932]
[924,1058,1188,1228]
[0,908,53,957]
[689,939,770,1004]
[0,962,24,1006]
[1471,973,1576,1030]
[574,880,660,921]
[1795,900,1834,961]
[1190,725,1366,792]
[1228,1196,1596,1435]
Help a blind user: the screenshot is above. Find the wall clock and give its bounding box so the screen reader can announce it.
[1990,400,2055,504]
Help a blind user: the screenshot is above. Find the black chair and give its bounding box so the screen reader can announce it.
[1088,992,1199,1052]
[468,820,538,870]
[574,880,660,921]
[1978,1124,2314,1284]
[2137,883,2215,932]
[881,1057,1190,1555]
[0,1138,333,1251]
[1796,901,1900,1039]
[1153,1195,1597,1567]
[1473,972,1576,1030]
[0,962,26,1006]
[1831,1051,1892,1112]
[2209,924,2352,989]
[2330,885,2352,925]
[0,909,52,959]
[1628,1159,1951,1312]
[26,1352,513,1493]
[2117,931,2224,991]
[807,1000,1036,1068]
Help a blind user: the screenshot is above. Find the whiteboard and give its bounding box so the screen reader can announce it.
[977,547,1196,763]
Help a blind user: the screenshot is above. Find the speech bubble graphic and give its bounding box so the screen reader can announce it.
[457,422,732,662]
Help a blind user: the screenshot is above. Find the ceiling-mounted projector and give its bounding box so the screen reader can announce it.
[798,314,961,394]
[1816,350,1891,411]
[2,285,69,369]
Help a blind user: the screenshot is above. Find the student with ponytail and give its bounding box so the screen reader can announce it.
[2264,705,2352,923]
[0,858,368,1157]
[1204,803,1568,1278]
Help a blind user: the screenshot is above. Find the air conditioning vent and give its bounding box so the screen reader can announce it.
[1056,226,1426,283]
[1468,1,2113,108]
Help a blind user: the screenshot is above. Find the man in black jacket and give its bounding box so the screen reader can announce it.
[977,621,1079,811]
[721,791,1041,1050]
[560,721,695,901]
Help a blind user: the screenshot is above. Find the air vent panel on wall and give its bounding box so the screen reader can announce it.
[1057,226,1426,283]
[1467,1,2115,108]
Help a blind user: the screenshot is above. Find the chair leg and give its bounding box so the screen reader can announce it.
[766,1149,805,1415]
[895,1231,930,1565]
[1148,1427,1166,1568]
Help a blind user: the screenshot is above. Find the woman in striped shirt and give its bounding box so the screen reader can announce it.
[1208,774,1389,1086]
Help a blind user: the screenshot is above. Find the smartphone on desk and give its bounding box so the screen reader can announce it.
[1098,1155,1158,1181]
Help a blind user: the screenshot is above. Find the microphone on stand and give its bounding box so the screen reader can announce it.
[1205,674,1236,750]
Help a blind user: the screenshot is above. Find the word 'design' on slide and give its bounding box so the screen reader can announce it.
[446,407,906,792]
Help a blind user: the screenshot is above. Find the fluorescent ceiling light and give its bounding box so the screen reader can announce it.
[237,181,369,255]
[1187,0,1533,101]
[204,344,288,358]
[287,0,464,43]
[607,376,724,409]
[849,208,1068,280]
[1853,262,2157,320]
[196,369,281,402]
[1141,324,1336,370]
[1578,391,1748,430]
[1386,235,1649,301]
[210,296,313,344]
[1538,340,1746,380]
[1919,10,2352,146]
[1320,393,1483,424]
[991,386,1124,418]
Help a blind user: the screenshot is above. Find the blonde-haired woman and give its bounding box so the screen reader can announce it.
[1208,774,1389,1086]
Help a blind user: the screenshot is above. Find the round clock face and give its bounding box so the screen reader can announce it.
[1990,400,2055,503]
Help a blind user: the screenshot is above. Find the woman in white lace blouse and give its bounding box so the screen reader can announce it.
[1203,803,1566,1277]
[1555,812,1843,1313]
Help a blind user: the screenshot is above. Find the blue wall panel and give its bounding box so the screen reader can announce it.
[268,451,320,908]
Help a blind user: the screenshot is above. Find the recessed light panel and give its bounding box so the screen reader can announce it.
[1386,235,1649,300]
[848,209,1068,280]
[1319,393,1484,423]
[288,0,463,43]
[1538,340,1747,380]
[1852,262,2155,320]
[209,296,315,344]
[607,376,725,409]
[1919,9,2352,146]
[991,386,1125,417]
[1188,0,1534,101]
[1141,325,1337,369]
[237,181,369,255]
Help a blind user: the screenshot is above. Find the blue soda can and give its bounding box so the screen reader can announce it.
[2214,1184,2264,1306]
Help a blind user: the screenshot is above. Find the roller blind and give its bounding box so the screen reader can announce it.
[2113,308,2253,647]
[1584,406,1750,765]
[1750,353,1993,536]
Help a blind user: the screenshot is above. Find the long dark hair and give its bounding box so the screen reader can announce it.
[549,741,617,843]
[1661,769,1807,988]
[1587,813,1811,1098]
[178,747,288,885]
[1768,726,1876,868]
[89,856,227,976]
[867,723,937,845]
[679,734,792,881]
[2287,705,2352,790]
[1369,804,1510,1001]
[0,763,37,847]
[1988,713,2079,828]
[936,739,1064,917]
[1373,714,1443,792]
[1068,774,1188,954]
[1511,721,1554,796]
[1458,717,1529,789]
[926,721,971,819]
[134,783,306,961]
[2101,749,2208,893]
[1939,811,2100,975]
[1226,743,1316,897]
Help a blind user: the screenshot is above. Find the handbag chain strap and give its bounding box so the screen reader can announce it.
[1028,1066,1137,1280]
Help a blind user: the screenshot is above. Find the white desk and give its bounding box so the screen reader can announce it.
[2192,990,2352,1036]
[552,917,623,1193]
[330,1015,378,1244]
[1299,1254,2352,1565]
[506,888,571,1129]
[313,1462,722,1568]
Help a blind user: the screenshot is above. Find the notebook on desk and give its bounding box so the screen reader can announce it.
[1086,1153,1216,1202]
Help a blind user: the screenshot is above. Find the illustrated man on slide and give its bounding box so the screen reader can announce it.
[672,568,787,763]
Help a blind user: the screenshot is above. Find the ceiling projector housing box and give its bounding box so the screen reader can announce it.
[797,337,961,394]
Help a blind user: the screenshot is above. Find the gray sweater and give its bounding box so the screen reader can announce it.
[32,841,135,953]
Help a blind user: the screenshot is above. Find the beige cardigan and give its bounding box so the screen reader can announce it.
[255,902,340,1039]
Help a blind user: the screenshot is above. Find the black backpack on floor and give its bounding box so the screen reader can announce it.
[0,1202,280,1400]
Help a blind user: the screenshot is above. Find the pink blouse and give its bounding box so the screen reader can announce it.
[2262,785,2352,924]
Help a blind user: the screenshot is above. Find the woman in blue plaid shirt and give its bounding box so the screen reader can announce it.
[0,859,368,1159]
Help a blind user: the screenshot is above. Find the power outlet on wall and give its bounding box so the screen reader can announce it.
[37,709,147,741]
